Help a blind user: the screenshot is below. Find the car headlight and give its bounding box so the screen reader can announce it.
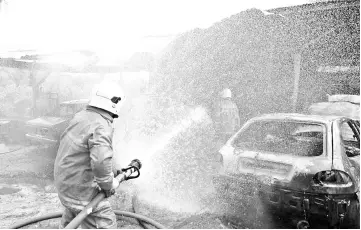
[312,170,353,188]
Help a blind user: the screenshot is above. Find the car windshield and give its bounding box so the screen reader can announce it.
[232,120,325,156]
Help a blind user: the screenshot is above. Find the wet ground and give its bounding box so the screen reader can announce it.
[0,145,60,229]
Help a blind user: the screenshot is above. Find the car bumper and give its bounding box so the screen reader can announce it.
[25,133,58,145]
[213,173,359,228]
[260,188,359,227]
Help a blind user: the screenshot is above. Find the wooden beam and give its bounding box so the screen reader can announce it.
[292,53,302,112]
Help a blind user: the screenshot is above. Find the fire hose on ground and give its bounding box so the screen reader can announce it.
[8,159,168,229]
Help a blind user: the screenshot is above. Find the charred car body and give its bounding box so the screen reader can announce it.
[25,99,89,146]
[214,113,360,228]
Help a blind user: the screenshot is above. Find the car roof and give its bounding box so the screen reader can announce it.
[60,99,89,105]
[251,113,345,124]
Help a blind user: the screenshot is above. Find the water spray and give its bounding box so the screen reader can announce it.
[127,106,214,215]
[128,106,208,164]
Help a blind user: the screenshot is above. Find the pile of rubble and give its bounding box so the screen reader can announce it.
[154,8,297,118]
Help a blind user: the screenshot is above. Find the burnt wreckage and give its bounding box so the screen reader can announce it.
[214,113,360,228]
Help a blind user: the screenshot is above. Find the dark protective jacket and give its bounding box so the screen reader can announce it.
[54,106,116,209]
[212,98,241,138]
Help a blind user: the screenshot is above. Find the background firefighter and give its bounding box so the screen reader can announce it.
[54,81,125,229]
[212,88,240,145]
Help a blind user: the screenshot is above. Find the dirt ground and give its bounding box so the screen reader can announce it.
[0,145,60,229]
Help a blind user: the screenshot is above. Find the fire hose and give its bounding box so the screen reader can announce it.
[8,159,167,229]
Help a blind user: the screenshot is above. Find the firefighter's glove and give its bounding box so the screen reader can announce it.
[103,189,115,198]
[115,169,122,177]
[102,177,120,198]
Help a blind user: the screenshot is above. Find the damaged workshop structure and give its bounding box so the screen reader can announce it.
[0,50,154,145]
[0,50,154,116]
[267,0,360,112]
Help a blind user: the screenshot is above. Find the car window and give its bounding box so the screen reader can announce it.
[232,120,325,156]
[341,122,357,141]
[340,120,360,157]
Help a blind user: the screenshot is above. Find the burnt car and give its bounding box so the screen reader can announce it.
[214,113,360,228]
[25,99,89,146]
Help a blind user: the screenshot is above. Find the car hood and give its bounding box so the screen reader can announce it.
[26,116,67,127]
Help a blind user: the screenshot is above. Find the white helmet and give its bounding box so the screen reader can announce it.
[89,81,125,118]
[220,88,232,98]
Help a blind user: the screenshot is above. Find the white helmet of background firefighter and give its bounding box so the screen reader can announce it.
[89,82,125,118]
[220,88,232,99]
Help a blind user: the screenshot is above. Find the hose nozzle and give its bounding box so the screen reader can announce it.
[120,159,142,180]
[129,159,142,170]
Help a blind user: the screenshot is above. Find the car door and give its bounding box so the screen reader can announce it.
[339,119,360,189]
